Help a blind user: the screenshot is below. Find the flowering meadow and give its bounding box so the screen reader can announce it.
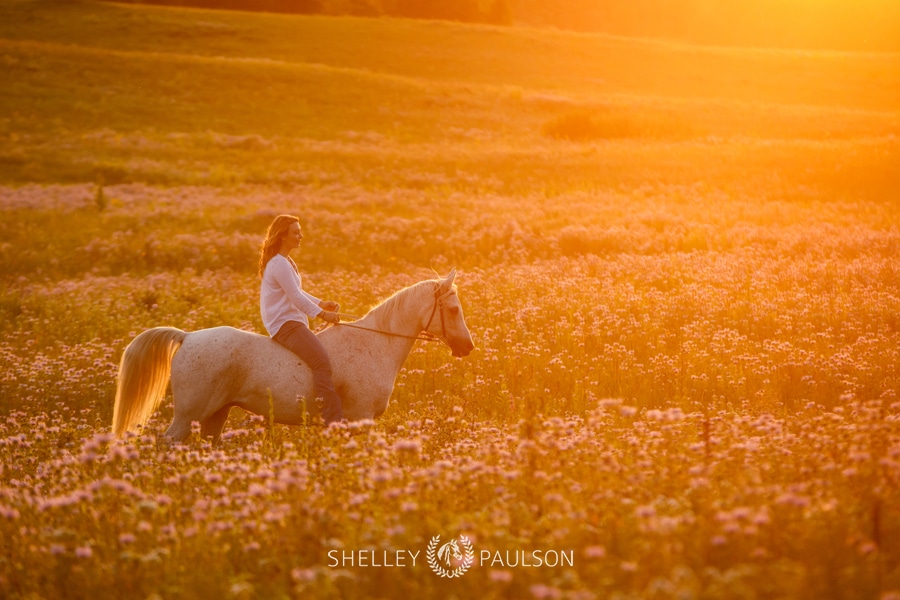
[3,181,899,598]
[2,1,900,598]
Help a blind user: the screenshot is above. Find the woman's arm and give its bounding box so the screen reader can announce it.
[270,258,323,318]
[318,300,340,312]
[303,287,341,315]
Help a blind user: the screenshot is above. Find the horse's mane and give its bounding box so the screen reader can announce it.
[365,280,439,332]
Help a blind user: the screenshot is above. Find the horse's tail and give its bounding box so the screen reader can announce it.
[112,327,187,438]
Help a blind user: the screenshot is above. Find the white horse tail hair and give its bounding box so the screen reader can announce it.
[112,327,187,438]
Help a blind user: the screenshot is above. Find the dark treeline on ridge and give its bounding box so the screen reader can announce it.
[106,0,900,52]
[109,0,514,25]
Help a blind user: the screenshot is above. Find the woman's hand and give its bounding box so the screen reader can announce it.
[320,311,341,324]
[319,300,340,312]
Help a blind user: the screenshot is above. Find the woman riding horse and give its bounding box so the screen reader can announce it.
[258,215,344,426]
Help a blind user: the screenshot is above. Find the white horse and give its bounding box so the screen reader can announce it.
[112,270,474,442]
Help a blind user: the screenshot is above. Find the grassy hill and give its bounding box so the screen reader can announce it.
[1,0,898,197]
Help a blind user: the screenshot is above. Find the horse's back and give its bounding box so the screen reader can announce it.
[173,326,303,376]
[170,326,316,423]
[168,325,383,423]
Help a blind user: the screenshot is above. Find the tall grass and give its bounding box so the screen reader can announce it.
[1,1,899,598]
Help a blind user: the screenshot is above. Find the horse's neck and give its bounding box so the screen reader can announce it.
[337,284,430,375]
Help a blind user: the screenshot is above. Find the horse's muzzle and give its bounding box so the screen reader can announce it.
[451,339,475,358]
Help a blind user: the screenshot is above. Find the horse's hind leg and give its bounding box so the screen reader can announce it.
[201,406,231,444]
[164,391,228,444]
[167,356,238,444]
[163,415,194,444]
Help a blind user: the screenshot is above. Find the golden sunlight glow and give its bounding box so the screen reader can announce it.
[2,0,899,597]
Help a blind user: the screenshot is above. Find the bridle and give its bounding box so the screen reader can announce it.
[422,284,450,341]
[332,283,451,344]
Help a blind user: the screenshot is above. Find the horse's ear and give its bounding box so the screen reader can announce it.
[439,268,457,293]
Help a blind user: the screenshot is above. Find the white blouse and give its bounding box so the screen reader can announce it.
[260,254,322,336]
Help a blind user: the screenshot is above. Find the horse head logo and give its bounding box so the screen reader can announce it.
[437,539,462,567]
[427,534,474,578]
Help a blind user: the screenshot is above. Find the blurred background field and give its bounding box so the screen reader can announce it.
[1,1,899,598]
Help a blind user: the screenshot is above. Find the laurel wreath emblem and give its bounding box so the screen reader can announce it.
[426,535,475,578]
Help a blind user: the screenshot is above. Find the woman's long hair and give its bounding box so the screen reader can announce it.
[258,214,300,277]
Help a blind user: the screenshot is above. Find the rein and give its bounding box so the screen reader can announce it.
[330,284,450,344]
[333,317,440,342]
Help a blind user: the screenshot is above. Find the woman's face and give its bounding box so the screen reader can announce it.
[281,221,303,252]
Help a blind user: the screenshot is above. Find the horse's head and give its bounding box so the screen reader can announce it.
[437,539,463,565]
[425,269,475,358]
